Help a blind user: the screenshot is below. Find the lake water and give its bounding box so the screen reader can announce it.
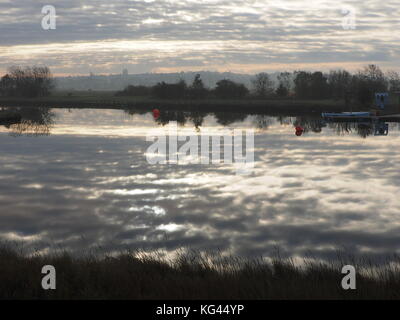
[1,107,400,261]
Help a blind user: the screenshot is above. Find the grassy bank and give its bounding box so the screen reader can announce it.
[0,90,353,114]
[1,245,400,300]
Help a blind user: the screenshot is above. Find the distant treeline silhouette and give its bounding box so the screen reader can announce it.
[116,74,249,100]
[117,64,400,106]
[0,66,54,98]
[2,64,399,107]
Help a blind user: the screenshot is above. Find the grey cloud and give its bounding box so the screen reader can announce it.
[0,0,399,73]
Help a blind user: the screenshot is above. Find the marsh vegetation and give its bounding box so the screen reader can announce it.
[1,245,400,299]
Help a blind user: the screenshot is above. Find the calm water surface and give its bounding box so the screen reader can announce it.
[1,107,400,260]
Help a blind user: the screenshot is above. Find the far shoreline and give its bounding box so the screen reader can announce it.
[0,92,361,115]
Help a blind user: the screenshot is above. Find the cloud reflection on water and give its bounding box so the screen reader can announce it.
[0,108,400,261]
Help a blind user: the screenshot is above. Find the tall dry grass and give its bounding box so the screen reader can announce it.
[1,244,400,299]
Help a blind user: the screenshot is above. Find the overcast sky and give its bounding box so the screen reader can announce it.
[0,0,399,75]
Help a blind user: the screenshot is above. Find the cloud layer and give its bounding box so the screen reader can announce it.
[0,0,399,74]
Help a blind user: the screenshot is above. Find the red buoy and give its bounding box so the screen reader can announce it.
[152,108,160,119]
[295,126,304,136]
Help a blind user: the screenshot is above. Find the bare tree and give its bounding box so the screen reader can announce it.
[251,72,274,98]
[328,69,352,100]
[3,66,54,97]
[276,72,292,96]
[386,70,400,92]
[354,64,388,106]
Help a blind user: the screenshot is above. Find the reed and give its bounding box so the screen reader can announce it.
[1,245,400,299]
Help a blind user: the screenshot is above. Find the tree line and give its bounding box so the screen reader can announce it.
[2,64,399,107]
[117,64,400,106]
[0,66,54,98]
[116,74,249,100]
